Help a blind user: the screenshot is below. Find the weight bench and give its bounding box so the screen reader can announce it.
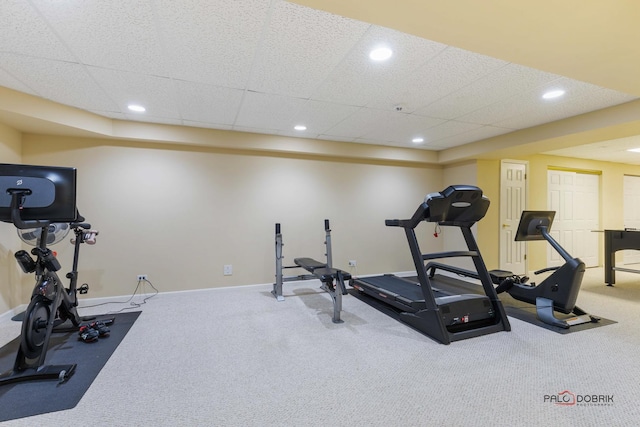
[272,221,351,323]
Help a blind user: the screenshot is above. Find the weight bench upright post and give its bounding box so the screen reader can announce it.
[273,223,285,301]
[324,219,332,269]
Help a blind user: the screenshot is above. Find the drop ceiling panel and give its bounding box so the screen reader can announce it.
[0,0,638,160]
[285,100,361,135]
[359,112,452,143]
[154,0,270,88]
[414,63,561,120]
[88,67,180,119]
[173,80,245,126]
[0,1,75,61]
[0,54,119,112]
[310,26,449,108]
[423,120,485,144]
[323,108,445,140]
[233,91,309,130]
[32,0,169,76]
[404,47,510,113]
[493,86,637,130]
[0,61,36,96]
[427,125,513,149]
[247,1,370,98]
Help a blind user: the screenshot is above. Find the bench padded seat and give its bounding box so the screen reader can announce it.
[294,257,352,283]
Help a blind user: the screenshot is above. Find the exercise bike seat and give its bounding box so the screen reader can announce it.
[488,269,514,285]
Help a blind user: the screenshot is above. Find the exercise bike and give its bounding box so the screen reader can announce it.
[0,188,103,385]
[489,210,600,329]
[426,210,600,329]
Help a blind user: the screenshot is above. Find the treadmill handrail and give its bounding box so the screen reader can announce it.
[423,251,479,261]
[385,202,429,229]
[425,261,480,280]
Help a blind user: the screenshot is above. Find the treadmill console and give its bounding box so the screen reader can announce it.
[424,185,489,226]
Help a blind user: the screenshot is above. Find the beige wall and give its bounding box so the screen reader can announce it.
[3,123,640,312]
[0,123,24,314]
[18,134,443,301]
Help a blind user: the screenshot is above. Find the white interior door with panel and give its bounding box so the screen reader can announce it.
[623,175,640,265]
[547,170,599,267]
[499,160,527,275]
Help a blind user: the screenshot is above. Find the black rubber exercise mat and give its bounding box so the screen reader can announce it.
[0,311,140,422]
[352,275,615,335]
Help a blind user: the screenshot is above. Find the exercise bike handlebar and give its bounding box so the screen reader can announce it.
[71,221,91,230]
[9,190,93,236]
[7,190,52,229]
[533,266,561,275]
[539,225,574,264]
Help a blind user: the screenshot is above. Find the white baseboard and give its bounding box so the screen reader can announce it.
[1,272,421,323]
[0,304,27,324]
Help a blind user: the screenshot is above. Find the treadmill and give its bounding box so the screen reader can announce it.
[350,185,511,344]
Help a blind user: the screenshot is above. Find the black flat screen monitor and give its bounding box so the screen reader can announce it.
[515,210,555,241]
[0,163,77,222]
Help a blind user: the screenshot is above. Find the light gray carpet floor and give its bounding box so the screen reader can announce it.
[0,267,639,426]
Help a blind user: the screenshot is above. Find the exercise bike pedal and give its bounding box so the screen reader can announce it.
[79,283,89,294]
[78,325,100,342]
[88,320,111,337]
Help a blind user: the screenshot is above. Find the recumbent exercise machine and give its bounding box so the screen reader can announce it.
[0,163,107,385]
[427,210,599,329]
[272,220,350,323]
[350,185,511,344]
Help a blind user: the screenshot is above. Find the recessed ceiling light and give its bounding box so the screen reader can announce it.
[627,148,640,153]
[542,90,565,100]
[294,125,307,131]
[128,104,146,112]
[369,47,393,61]
[412,137,424,144]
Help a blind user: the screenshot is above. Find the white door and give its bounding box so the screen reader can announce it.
[499,160,527,274]
[547,170,599,267]
[623,175,640,265]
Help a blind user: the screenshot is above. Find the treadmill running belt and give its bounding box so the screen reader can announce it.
[356,275,424,302]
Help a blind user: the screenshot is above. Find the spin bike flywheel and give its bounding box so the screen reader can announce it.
[20,295,52,360]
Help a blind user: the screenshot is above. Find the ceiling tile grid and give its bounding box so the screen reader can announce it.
[413,63,562,121]
[0,55,38,96]
[154,0,270,88]
[399,47,510,113]
[88,67,182,120]
[32,0,169,76]
[280,99,362,137]
[0,0,637,159]
[427,125,515,150]
[246,0,370,98]
[0,0,76,62]
[0,53,120,112]
[233,90,309,131]
[321,107,445,142]
[309,26,450,109]
[173,80,246,126]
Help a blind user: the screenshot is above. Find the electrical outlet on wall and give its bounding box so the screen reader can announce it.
[223,265,233,276]
[348,260,357,267]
